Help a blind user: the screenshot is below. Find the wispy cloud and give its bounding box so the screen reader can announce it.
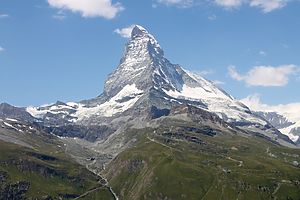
[214,0,295,12]
[156,0,194,8]
[228,64,298,87]
[208,14,217,20]
[47,0,124,19]
[156,0,293,12]
[196,69,215,76]
[114,25,136,38]
[215,0,290,12]
[0,14,9,19]
[52,10,66,21]
[0,46,5,52]
[212,80,225,85]
[52,14,66,20]
[249,0,288,13]
[259,50,266,56]
[214,0,244,9]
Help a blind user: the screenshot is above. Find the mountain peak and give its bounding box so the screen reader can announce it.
[103,25,231,100]
[131,25,149,39]
[128,25,162,55]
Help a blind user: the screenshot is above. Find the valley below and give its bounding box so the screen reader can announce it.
[1,117,300,200]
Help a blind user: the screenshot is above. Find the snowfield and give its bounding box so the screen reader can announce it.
[26,84,144,122]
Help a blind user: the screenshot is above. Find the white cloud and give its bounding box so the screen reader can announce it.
[114,25,136,38]
[228,64,298,87]
[47,0,124,19]
[228,65,244,81]
[156,0,194,8]
[250,0,288,13]
[0,46,5,52]
[214,0,244,9]
[0,14,9,19]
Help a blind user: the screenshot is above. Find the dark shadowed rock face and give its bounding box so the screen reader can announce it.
[0,103,35,122]
[42,124,116,142]
[150,106,170,119]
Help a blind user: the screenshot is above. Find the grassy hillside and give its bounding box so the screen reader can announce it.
[0,140,114,199]
[105,123,300,200]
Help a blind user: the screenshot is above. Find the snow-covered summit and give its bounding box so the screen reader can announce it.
[131,25,150,39]
[103,25,164,97]
[100,25,266,125]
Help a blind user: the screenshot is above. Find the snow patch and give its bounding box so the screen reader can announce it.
[26,102,78,119]
[73,84,143,121]
[5,118,18,122]
[3,122,14,129]
[26,107,48,118]
[3,121,23,132]
[164,84,228,100]
[163,83,266,125]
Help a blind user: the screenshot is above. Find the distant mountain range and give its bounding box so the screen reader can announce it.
[241,95,300,144]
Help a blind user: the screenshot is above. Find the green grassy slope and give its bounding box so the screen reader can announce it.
[105,125,300,200]
[0,140,113,199]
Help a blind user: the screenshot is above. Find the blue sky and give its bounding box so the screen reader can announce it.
[0,0,299,107]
